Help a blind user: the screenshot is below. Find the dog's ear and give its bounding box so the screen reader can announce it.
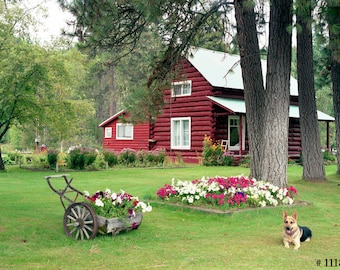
[283,210,288,219]
[292,211,298,220]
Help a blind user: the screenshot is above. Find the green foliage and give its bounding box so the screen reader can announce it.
[67,146,98,170]
[136,149,166,166]
[30,154,48,169]
[103,150,119,167]
[323,150,336,164]
[0,4,96,170]
[47,150,58,169]
[6,152,24,165]
[202,135,233,166]
[119,149,137,165]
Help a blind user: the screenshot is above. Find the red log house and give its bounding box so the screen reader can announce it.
[99,47,334,163]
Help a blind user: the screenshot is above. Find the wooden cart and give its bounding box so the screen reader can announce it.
[44,174,142,240]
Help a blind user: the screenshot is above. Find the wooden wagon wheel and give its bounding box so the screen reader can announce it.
[63,202,98,240]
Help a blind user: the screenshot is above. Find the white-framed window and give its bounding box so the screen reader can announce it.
[116,123,133,140]
[228,115,246,150]
[104,127,112,138]
[171,80,192,97]
[171,117,191,149]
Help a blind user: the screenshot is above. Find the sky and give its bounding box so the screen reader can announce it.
[21,0,74,44]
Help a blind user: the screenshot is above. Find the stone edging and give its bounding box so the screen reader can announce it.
[150,200,312,215]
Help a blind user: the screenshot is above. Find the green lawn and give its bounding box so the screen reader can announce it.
[0,165,339,270]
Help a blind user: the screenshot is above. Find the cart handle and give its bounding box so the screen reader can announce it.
[45,174,84,210]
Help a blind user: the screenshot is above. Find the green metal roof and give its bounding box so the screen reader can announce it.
[207,96,335,121]
[188,47,299,96]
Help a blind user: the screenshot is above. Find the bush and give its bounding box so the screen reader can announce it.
[202,135,224,166]
[323,150,336,164]
[47,150,58,169]
[119,149,137,165]
[2,154,16,165]
[7,152,23,165]
[239,154,250,168]
[67,146,98,170]
[31,154,48,169]
[92,154,107,170]
[103,150,118,167]
[136,149,166,166]
[222,152,234,166]
[153,148,166,164]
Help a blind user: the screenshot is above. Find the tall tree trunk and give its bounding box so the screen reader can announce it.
[109,64,116,116]
[234,0,266,181]
[235,0,292,186]
[0,145,5,171]
[297,0,326,180]
[327,4,340,174]
[263,0,292,186]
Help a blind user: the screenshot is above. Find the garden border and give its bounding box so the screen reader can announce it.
[151,200,312,215]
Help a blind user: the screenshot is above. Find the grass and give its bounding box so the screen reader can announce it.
[0,165,340,270]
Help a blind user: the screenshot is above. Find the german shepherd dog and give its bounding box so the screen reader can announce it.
[283,210,312,250]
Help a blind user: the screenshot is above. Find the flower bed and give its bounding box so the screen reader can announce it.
[156,175,297,210]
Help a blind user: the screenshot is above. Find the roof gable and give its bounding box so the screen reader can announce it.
[98,110,125,127]
[187,47,298,96]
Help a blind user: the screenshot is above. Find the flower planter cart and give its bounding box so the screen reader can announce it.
[97,212,142,235]
[44,174,142,240]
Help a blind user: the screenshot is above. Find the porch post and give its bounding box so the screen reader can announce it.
[326,121,330,151]
[239,115,242,155]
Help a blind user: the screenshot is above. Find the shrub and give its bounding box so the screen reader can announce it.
[136,150,148,166]
[202,135,224,166]
[67,146,98,170]
[47,150,58,169]
[31,154,48,169]
[136,149,166,166]
[239,154,250,167]
[119,149,137,165]
[2,154,16,165]
[103,150,119,167]
[323,150,336,164]
[92,154,107,170]
[222,151,234,166]
[7,152,23,165]
[153,148,166,164]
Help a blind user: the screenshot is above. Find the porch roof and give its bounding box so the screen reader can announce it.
[207,96,335,121]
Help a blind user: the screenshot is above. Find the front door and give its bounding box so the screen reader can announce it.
[228,115,245,151]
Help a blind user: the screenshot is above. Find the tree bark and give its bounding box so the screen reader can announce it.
[327,5,340,174]
[235,0,292,186]
[297,0,326,180]
[0,145,5,171]
[262,0,292,186]
[234,0,266,182]
[109,64,116,116]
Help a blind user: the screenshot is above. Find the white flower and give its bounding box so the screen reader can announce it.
[95,198,104,207]
[111,193,117,200]
[259,201,267,207]
[84,191,90,196]
[143,203,153,213]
